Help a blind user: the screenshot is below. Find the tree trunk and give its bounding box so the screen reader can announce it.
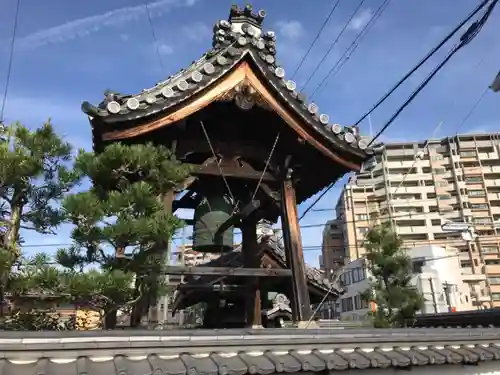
[104,310,117,330]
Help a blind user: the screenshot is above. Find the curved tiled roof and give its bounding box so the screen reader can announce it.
[82,4,373,158]
[1,329,500,374]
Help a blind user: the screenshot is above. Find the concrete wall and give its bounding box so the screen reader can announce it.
[336,245,472,320]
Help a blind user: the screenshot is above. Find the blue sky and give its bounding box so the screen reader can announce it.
[1,0,499,266]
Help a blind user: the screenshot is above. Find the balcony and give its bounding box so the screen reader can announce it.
[485,179,500,187]
[396,226,430,235]
[489,192,500,200]
[484,264,500,274]
[463,167,483,176]
[479,152,499,160]
[461,272,487,282]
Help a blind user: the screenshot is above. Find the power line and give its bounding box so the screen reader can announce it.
[291,0,342,79]
[353,0,494,128]
[300,0,366,91]
[21,206,500,250]
[311,0,391,100]
[368,0,497,147]
[456,87,490,133]
[144,1,165,74]
[299,183,337,221]
[0,0,21,123]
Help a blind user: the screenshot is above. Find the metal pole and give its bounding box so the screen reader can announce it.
[443,282,452,312]
[474,233,493,308]
[428,277,438,313]
[178,226,187,326]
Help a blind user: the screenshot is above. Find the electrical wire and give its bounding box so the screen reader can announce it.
[353,0,494,129]
[291,0,342,79]
[368,0,496,148]
[0,0,21,123]
[455,87,490,133]
[21,208,500,250]
[144,1,165,74]
[299,183,337,221]
[300,0,366,91]
[311,0,391,100]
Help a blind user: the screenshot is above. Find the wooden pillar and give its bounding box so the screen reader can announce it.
[241,216,262,328]
[280,174,312,323]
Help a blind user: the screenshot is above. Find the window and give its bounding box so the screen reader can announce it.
[353,295,367,310]
[481,247,499,253]
[412,259,426,273]
[340,271,352,286]
[486,260,500,266]
[492,293,500,301]
[357,214,369,220]
[465,177,482,183]
[435,181,449,187]
[341,297,354,312]
[438,195,452,200]
[433,168,446,175]
[471,203,488,210]
[358,227,369,235]
[460,261,472,268]
[474,217,492,224]
[460,151,476,157]
[469,190,486,196]
[431,155,443,161]
[488,276,500,285]
[352,268,359,283]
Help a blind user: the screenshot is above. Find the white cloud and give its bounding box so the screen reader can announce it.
[182,22,212,42]
[276,20,304,40]
[15,0,197,50]
[158,43,174,55]
[348,8,374,32]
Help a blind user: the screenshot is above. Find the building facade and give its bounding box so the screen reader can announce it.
[335,245,473,321]
[322,133,500,307]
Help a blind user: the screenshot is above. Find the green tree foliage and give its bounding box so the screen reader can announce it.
[362,222,424,328]
[0,121,79,315]
[57,143,191,328]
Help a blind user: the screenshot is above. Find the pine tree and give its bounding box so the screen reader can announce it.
[58,142,191,328]
[362,222,424,328]
[0,121,79,315]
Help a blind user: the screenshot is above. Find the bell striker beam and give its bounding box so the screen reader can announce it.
[280,169,312,323]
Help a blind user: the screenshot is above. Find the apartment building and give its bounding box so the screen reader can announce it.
[335,245,473,321]
[321,133,500,307]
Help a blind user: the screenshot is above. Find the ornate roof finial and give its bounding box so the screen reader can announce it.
[228,3,266,34]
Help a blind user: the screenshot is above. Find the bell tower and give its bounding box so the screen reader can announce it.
[83,3,371,328]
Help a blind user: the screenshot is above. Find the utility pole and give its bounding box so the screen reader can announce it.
[178,226,187,326]
[428,277,438,313]
[442,282,452,312]
[441,221,496,309]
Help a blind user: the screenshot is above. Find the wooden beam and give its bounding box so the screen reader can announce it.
[242,216,262,328]
[176,140,280,170]
[177,284,244,292]
[161,266,292,277]
[188,163,276,182]
[280,171,312,323]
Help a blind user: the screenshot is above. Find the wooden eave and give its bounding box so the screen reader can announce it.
[83,21,373,171]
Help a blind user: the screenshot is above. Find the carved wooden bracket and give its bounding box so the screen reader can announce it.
[217,79,271,111]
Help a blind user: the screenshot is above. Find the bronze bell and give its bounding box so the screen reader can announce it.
[192,194,234,253]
